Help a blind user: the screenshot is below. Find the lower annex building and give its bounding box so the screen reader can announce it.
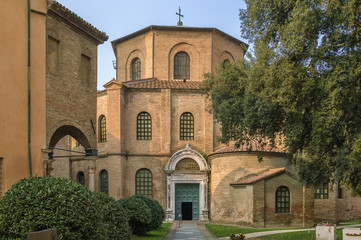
[51,25,361,227]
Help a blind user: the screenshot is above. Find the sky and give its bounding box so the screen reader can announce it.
[56,0,247,89]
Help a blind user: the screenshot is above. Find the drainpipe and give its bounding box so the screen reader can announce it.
[27,0,47,177]
[28,0,33,177]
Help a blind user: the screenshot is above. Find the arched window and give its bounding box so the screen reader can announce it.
[137,112,151,140]
[131,57,141,80]
[135,168,152,198]
[222,59,230,68]
[175,158,200,171]
[180,112,194,140]
[275,186,290,213]
[100,170,108,194]
[76,171,85,186]
[99,115,107,143]
[174,52,190,79]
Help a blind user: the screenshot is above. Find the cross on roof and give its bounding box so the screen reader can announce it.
[176,6,183,26]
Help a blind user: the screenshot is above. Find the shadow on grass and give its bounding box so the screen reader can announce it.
[131,223,172,240]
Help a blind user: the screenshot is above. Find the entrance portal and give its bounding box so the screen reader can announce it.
[165,144,210,221]
[175,183,199,220]
[182,202,192,220]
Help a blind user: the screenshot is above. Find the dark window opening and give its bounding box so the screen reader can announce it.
[174,52,190,79]
[180,112,194,140]
[276,186,290,213]
[135,168,153,198]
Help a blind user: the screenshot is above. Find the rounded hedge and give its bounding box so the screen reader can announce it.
[0,176,130,240]
[118,195,152,235]
[132,195,164,231]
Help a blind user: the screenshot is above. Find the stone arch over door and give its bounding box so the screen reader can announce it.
[164,144,210,221]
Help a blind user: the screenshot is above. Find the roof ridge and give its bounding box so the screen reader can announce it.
[230,167,295,185]
[49,1,108,43]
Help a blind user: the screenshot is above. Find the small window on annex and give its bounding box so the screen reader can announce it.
[135,169,153,198]
[275,186,290,213]
[175,158,200,171]
[180,112,194,140]
[99,115,107,143]
[76,171,85,186]
[137,112,151,140]
[131,57,141,80]
[100,170,109,194]
[174,52,190,80]
[315,185,329,199]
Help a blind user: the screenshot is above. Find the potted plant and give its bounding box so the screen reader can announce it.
[230,233,245,240]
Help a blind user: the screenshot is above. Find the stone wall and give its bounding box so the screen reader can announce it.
[46,13,99,149]
[209,152,291,225]
[264,174,314,227]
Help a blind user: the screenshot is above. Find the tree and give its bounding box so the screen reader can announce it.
[203,0,361,194]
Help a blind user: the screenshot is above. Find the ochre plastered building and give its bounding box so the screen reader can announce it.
[0,0,47,193]
[0,1,106,195]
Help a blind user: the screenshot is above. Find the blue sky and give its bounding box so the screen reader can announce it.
[56,0,247,89]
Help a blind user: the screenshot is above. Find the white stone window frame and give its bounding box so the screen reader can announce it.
[164,144,210,221]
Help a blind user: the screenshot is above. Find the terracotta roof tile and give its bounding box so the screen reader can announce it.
[211,139,286,155]
[123,78,202,90]
[230,168,296,185]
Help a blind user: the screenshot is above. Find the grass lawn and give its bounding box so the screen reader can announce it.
[339,220,361,225]
[205,224,301,238]
[256,229,343,240]
[131,223,172,240]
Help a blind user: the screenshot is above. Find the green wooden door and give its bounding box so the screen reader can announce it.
[175,183,199,220]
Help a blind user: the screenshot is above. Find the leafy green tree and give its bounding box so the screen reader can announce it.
[204,0,361,194]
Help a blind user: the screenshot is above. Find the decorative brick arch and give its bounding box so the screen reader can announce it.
[220,51,235,63]
[168,43,200,80]
[125,49,145,81]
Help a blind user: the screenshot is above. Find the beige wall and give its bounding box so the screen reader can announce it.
[264,175,314,227]
[314,184,361,222]
[209,152,291,225]
[0,0,47,193]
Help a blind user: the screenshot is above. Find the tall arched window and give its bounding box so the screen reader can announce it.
[174,52,190,79]
[222,59,230,68]
[135,168,153,198]
[99,115,107,143]
[180,112,194,140]
[100,170,109,194]
[131,57,141,80]
[76,171,85,186]
[137,112,151,140]
[275,186,290,213]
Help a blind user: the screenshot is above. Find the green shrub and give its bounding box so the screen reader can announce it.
[118,195,152,235]
[132,195,165,231]
[92,191,130,240]
[0,176,130,240]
